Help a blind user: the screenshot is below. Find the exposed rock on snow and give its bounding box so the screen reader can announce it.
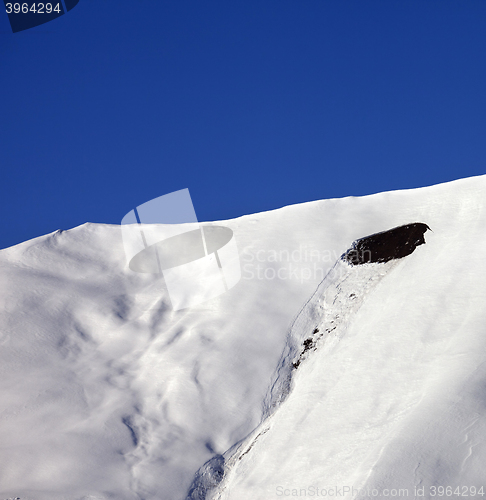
[344,222,431,265]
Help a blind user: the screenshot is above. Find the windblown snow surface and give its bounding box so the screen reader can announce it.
[1,175,486,500]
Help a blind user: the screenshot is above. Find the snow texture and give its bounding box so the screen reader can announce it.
[1,175,486,500]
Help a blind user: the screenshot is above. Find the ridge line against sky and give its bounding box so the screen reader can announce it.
[1,1,486,250]
[2,173,483,253]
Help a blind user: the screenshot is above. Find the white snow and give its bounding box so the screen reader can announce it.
[0,175,486,500]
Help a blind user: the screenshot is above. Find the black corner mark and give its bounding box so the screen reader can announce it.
[64,0,78,11]
[3,0,80,33]
[4,0,64,32]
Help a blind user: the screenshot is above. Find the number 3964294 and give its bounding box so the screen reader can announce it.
[5,3,61,14]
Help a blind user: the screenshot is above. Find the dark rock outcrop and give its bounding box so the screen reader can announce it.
[343,222,431,265]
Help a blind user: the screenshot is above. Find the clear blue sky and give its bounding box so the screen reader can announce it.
[1,0,485,249]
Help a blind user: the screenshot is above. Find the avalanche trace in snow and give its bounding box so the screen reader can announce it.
[186,222,431,500]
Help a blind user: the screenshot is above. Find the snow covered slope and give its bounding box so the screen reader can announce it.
[1,175,485,500]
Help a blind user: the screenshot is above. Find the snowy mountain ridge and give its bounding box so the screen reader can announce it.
[1,175,486,500]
